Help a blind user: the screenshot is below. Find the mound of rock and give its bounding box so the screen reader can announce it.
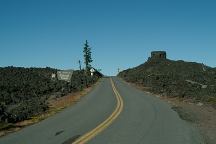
[118,52,216,103]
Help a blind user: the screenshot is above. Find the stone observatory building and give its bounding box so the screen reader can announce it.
[151,51,167,59]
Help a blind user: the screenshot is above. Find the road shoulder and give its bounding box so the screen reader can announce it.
[121,79,216,144]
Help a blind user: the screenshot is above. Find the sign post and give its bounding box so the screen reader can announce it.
[90,68,95,77]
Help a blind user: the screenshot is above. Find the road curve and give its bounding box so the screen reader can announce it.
[88,77,204,144]
[73,78,123,144]
[0,78,117,144]
[0,77,204,144]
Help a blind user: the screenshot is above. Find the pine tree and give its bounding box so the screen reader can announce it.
[83,40,93,71]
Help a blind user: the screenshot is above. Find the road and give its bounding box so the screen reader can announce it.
[0,77,204,144]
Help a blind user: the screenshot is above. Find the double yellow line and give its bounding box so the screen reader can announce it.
[73,78,124,144]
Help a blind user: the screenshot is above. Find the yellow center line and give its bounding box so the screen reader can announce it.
[72,78,124,144]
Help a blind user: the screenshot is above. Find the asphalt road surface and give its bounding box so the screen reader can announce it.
[0,77,204,144]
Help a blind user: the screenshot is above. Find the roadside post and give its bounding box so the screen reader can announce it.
[90,68,95,77]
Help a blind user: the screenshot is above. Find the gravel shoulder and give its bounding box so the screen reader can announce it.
[169,98,216,144]
[128,82,216,144]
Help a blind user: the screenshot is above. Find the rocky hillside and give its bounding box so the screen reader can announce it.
[0,67,100,124]
[118,58,216,104]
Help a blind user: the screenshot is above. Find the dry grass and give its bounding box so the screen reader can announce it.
[49,87,92,109]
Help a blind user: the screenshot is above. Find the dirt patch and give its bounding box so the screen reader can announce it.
[49,87,92,109]
[171,106,197,123]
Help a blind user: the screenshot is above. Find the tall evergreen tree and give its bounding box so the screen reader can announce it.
[83,40,93,71]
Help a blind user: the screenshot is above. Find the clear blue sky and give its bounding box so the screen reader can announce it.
[0,0,215,75]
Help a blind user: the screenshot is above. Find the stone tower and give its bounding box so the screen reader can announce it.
[151,51,167,59]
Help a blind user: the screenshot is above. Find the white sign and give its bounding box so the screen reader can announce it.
[90,68,95,73]
[51,73,56,78]
[57,70,73,82]
[90,68,95,77]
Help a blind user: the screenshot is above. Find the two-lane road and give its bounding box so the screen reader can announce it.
[0,77,204,144]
